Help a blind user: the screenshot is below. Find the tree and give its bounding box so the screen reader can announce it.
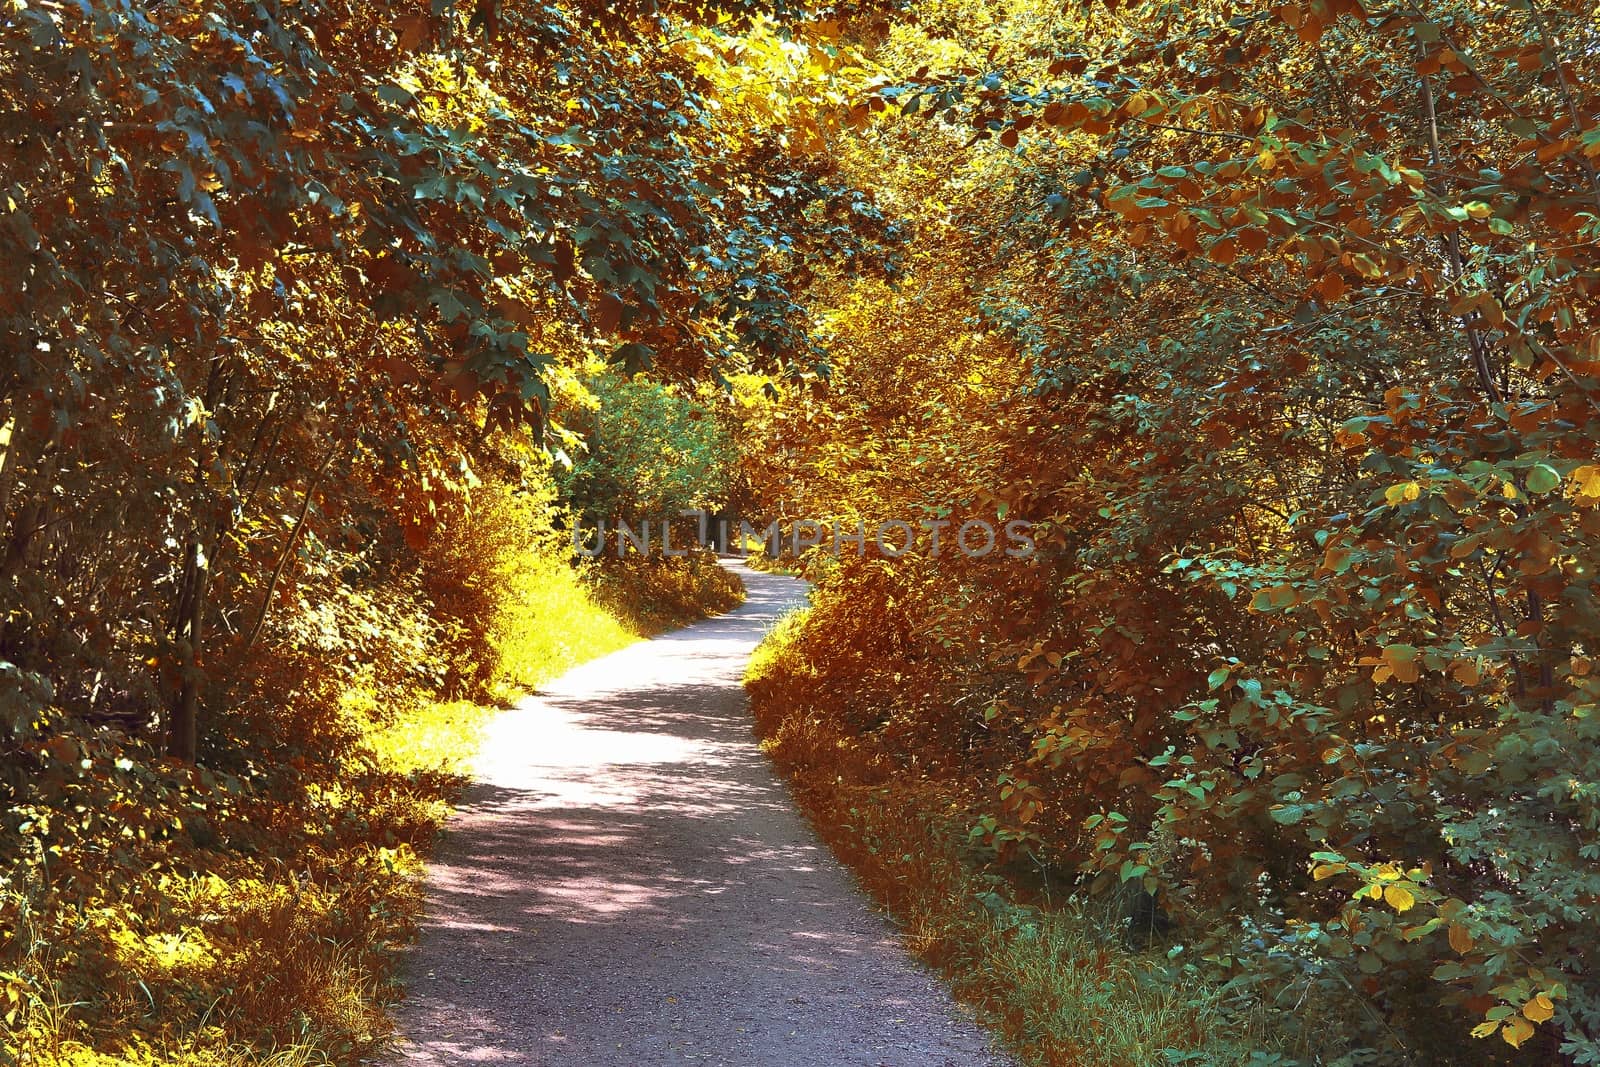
[743,0,1600,1057]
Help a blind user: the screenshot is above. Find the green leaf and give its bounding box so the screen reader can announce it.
[1526,463,1561,494]
[1269,804,1305,825]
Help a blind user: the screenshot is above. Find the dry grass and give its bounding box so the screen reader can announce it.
[483,550,641,702]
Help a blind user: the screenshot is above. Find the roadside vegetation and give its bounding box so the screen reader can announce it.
[734,1,1600,1063]
[4,449,739,1066]
[8,0,1600,1063]
[750,607,1278,1067]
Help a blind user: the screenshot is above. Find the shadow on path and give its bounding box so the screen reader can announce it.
[385,563,1012,1067]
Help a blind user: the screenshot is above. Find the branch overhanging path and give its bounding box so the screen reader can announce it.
[388,561,1013,1066]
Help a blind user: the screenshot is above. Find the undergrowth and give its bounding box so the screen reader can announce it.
[2,486,743,1067]
[741,547,804,577]
[746,606,1273,1067]
[586,552,744,634]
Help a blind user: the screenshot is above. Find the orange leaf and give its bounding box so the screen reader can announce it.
[1571,464,1600,504]
[1502,1017,1535,1048]
[1377,643,1420,684]
[1523,994,1554,1024]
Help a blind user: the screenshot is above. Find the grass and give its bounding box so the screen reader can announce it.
[742,546,805,577]
[583,551,745,635]
[10,1038,343,1066]
[743,602,808,681]
[778,779,1269,1066]
[5,548,742,1067]
[745,606,1269,1067]
[485,548,644,703]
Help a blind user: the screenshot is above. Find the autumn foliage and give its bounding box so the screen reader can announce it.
[0,0,879,1061]
[7,0,1600,1062]
[741,0,1600,1062]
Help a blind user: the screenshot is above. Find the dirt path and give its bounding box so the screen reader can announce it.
[386,562,1013,1067]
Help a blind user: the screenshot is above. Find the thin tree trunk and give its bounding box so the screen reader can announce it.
[0,401,14,523]
[242,444,339,652]
[1418,65,1555,698]
[0,393,50,579]
[1417,70,1502,405]
[168,539,207,761]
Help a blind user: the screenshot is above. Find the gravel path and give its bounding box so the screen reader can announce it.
[385,561,1014,1067]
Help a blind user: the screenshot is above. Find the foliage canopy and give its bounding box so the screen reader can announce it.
[7,0,1600,1062]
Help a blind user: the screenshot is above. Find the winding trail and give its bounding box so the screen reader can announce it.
[387,562,1013,1067]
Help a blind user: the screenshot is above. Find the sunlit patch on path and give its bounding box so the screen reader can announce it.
[388,562,1013,1067]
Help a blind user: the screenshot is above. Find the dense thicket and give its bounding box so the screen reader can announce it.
[9,0,1600,1062]
[744,0,1600,1061]
[0,1,885,1060]
[0,0,891,761]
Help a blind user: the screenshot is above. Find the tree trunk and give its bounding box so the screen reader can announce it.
[243,444,338,652]
[168,540,208,761]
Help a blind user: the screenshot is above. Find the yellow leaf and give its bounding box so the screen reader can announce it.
[1448,923,1474,954]
[1523,994,1554,1024]
[1384,481,1421,506]
[1313,862,1347,881]
[1571,464,1600,504]
[1502,1017,1535,1048]
[1379,644,1420,684]
[1350,253,1382,278]
[1384,883,1416,912]
[1471,1021,1500,1040]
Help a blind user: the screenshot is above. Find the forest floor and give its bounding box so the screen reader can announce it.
[383,562,1013,1067]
